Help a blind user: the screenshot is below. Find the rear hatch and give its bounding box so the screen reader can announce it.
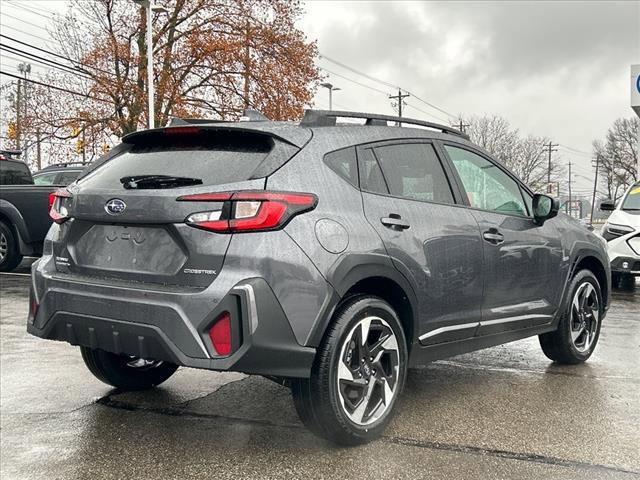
[52,126,302,288]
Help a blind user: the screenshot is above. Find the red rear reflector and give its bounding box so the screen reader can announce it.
[209,311,232,356]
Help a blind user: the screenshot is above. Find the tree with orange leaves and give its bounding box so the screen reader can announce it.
[5,0,320,165]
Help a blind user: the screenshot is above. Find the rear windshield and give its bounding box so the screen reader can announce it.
[78,131,274,189]
[0,160,32,185]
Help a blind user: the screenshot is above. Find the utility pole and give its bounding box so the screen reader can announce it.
[567,162,572,217]
[243,20,250,110]
[590,154,600,225]
[36,128,41,170]
[453,119,470,134]
[15,78,21,150]
[543,141,559,194]
[389,88,410,126]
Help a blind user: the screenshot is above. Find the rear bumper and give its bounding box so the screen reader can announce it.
[28,265,316,378]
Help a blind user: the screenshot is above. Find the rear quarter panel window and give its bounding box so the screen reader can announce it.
[323,147,358,187]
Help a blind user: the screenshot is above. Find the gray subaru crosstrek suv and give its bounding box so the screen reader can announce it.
[28,110,610,445]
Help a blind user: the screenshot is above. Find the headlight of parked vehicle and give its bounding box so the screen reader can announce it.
[602,222,634,241]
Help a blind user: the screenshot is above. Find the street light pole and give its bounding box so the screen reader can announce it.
[133,0,167,129]
[320,82,341,111]
[145,2,154,129]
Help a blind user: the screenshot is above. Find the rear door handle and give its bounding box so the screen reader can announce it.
[482,229,504,245]
[381,216,410,230]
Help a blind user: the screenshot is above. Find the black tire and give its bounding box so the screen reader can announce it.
[619,273,636,291]
[80,347,178,390]
[291,296,408,445]
[611,272,620,289]
[0,221,23,272]
[539,269,603,364]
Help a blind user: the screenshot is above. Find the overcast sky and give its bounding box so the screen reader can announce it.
[302,0,640,193]
[1,1,638,193]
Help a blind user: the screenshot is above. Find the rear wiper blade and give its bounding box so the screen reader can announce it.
[120,175,203,189]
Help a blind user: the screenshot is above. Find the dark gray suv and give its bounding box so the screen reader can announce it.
[28,110,611,445]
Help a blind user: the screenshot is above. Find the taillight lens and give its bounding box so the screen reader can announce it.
[209,311,232,356]
[49,189,72,224]
[178,191,317,233]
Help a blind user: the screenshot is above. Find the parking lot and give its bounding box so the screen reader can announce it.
[1,261,639,480]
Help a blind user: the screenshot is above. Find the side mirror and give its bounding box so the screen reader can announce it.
[532,194,559,225]
[599,199,615,211]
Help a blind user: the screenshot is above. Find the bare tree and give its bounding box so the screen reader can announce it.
[593,117,638,200]
[461,115,561,191]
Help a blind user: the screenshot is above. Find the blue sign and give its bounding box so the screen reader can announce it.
[637,74,640,94]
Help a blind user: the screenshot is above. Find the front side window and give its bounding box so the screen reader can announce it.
[373,143,455,204]
[445,145,527,216]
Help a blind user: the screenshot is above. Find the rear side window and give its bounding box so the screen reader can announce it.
[373,143,455,204]
[33,172,58,185]
[324,147,358,187]
[0,160,32,185]
[56,171,82,185]
[78,131,275,189]
[358,148,389,194]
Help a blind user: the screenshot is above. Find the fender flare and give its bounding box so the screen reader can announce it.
[0,199,31,245]
[305,253,419,346]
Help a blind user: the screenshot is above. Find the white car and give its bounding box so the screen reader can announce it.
[600,181,640,287]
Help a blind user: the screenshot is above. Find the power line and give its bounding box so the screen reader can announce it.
[319,53,457,120]
[0,23,59,45]
[319,66,389,95]
[320,54,397,89]
[2,12,51,33]
[0,44,93,79]
[403,102,449,123]
[5,0,56,21]
[559,143,592,156]
[0,34,118,78]
[0,70,111,103]
[6,0,60,15]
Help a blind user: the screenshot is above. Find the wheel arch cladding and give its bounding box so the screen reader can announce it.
[309,253,418,350]
[343,277,415,352]
[573,255,609,309]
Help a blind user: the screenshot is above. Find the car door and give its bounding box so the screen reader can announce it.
[441,143,565,335]
[357,140,484,345]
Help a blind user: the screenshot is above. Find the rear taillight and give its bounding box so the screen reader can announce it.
[209,311,232,356]
[49,188,72,224]
[178,191,317,233]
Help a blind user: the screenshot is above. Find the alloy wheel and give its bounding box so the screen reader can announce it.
[0,232,7,263]
[126,357,164,370]
[570,282,600,353]
[336,316,400,426]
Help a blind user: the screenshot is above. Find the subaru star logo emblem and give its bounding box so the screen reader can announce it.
[105,198,126,215]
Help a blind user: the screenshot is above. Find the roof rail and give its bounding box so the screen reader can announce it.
[300,110,468,138]
[43,161,89,168]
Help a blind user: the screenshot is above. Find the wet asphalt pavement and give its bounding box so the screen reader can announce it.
[1,260,639,479]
